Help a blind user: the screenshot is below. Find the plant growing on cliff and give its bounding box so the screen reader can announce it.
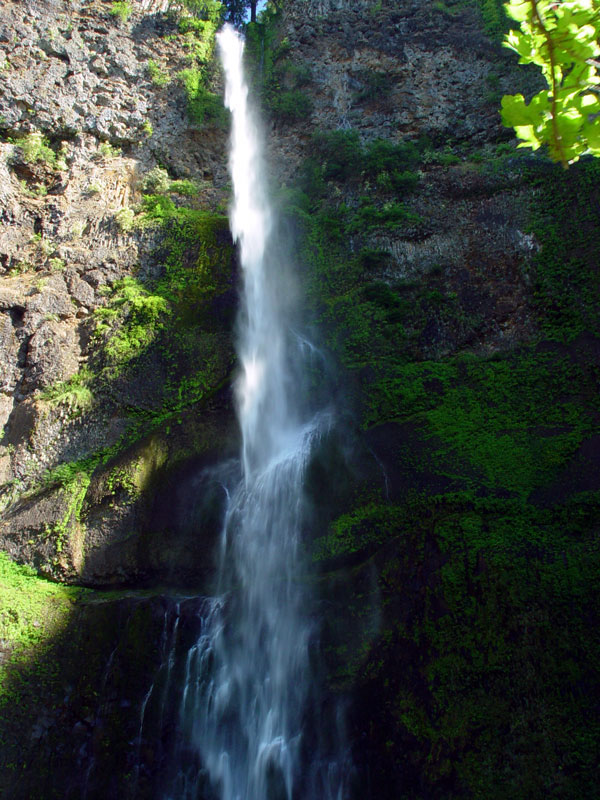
[501,0,600,166]
[142,166,200,197]
[179,67,228,126]
[41,367,94,417]
[0,551,82,660]
[109,1,132,23]
[98,141,121,159]
[147,60,169,88]
[115,207,135,232]
[94,277,170,374]
[13,132,57,168]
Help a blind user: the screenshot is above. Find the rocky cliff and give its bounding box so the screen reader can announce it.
[0,0,236,589]
[0,0,598,798]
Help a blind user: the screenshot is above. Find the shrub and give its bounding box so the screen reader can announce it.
[115,207,135,232]
[359,248,392,270]
[110,1,132,23]
[142,167,171,195]
[179,68,227,126]
[142,166,199,197]
[269,90,312,123]
[147,60,169,88]
[347,198,423,233]
[14,131,56,168]
[312,129,362,180]
[364,138,420,174]
[99,141,121,159]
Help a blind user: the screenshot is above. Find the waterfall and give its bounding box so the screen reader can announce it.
[160,24,345,800]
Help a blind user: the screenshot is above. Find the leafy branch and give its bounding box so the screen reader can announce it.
[501,0,600,166]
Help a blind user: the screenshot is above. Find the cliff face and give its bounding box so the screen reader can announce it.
[0,1,598,798]
[0,0,235,587]
[260,1,599,797]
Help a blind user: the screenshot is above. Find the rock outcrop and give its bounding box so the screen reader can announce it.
[0,0,235,585]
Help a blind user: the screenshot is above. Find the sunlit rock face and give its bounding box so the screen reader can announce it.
[0,0,236,584]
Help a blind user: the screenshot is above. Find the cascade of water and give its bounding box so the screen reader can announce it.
[161,24,345,800]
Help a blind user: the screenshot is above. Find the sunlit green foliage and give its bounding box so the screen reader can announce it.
[109,1,132,23]
[94,278,169,374]
[501,0,600,166]
[179,67,228,126]
[0,552,82,663]
[41,367,94,416]
[13,131,58,168]
[142,166,200,197]
[147,59,169,87]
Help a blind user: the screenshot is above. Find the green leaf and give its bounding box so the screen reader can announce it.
[504,0,533,23]
[501,93,536,126]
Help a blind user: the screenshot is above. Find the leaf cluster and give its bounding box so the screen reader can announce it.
[501,0,600,166]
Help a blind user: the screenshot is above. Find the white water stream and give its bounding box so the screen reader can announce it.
[161,25,343,800]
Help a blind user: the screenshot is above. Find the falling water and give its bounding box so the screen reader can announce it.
[159,24,344,800]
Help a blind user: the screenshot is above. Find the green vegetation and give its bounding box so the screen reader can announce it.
[526,158,600,339]
[32,198,234,498]
[98,141,121,159]
[244,10,313,122]
[115,207,135,232]
[147,59,169,88]
[501,0,600,166]
[291,77,600,798]
[165,0,229,127]
[109,1,132,23]
[142,166,200,197]
[41,367,94,417]
[0,551,83,671]
[311,130,421,187]
[42,471,90,557]
[179,67,228,126]
[268,89,312,122]
[12,131,59,169]
[94,277,169,375]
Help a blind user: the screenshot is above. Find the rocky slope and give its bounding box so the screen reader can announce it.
[0,0,598,798]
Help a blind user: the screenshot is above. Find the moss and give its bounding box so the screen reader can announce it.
[366,348,597,496]
[284,58,600,798]
[93,276,170,375]
[313,502,406,561]
[321,486,599,797]
[526,159,600,341]
[0,551,83,663]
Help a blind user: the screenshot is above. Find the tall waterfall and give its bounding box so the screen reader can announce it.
[161,25,344,800]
